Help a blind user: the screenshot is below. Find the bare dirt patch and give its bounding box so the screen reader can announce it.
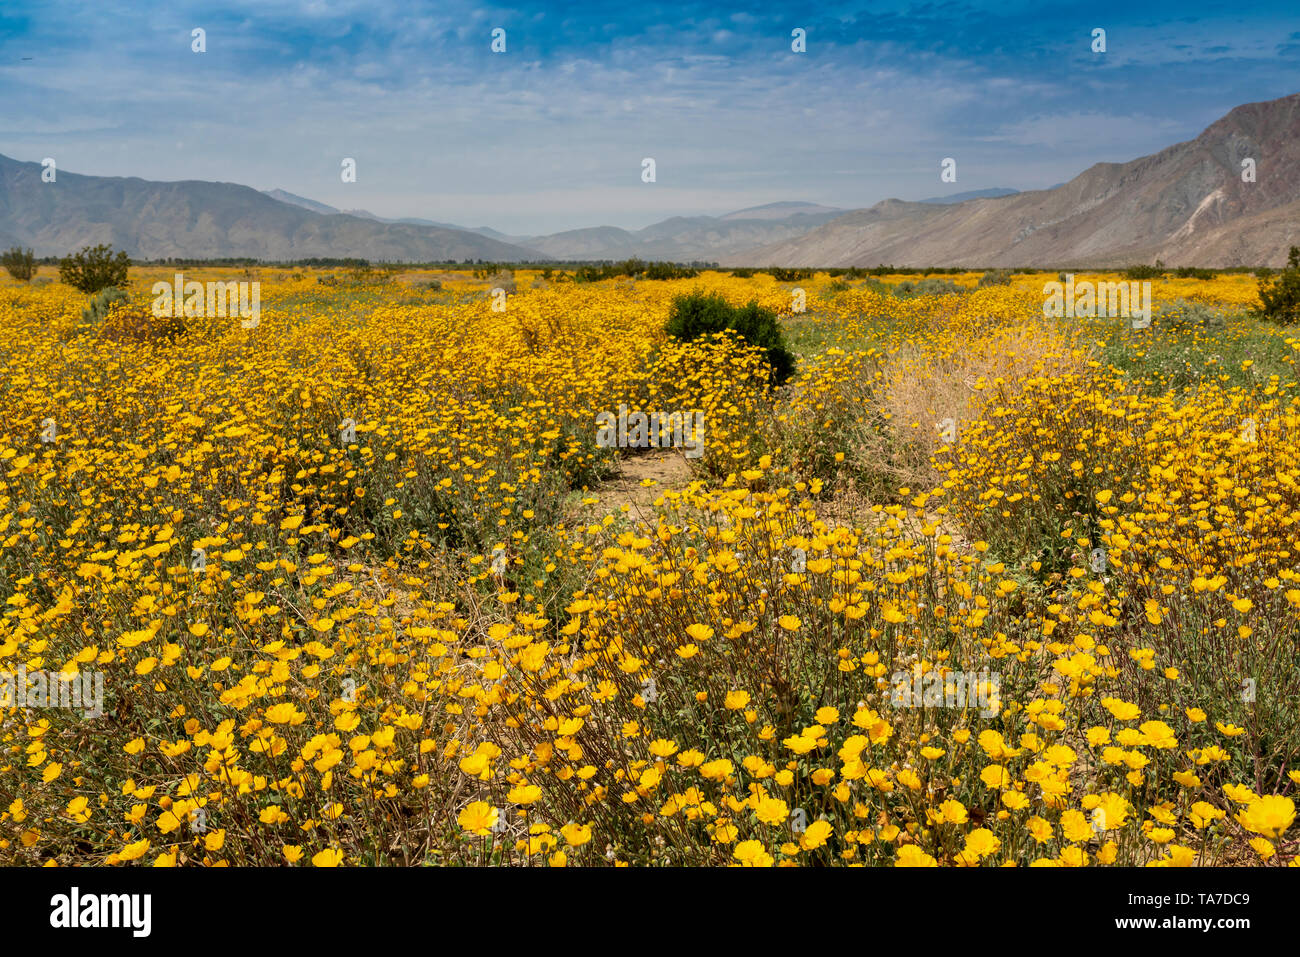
[573,448,696,526]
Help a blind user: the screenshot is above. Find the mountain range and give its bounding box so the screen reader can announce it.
[737,93,1300,268]
[0,158,536,262]
[2,91,1297,267]
[259,192,848,261]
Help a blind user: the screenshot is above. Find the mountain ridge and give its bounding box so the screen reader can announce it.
[0,156,541,261]
[730,92,1300,268]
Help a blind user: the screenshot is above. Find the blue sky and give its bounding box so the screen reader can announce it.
[2,1,1298,234]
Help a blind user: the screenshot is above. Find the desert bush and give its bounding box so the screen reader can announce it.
[80,286,128,324]
[893,277,965,298]
[97,297,188,343]
[343,264,393,285]
[642,262,697,280]
[59,243,131,293]
[977,269,1014,287]
[1256,246,1300,324]
[1123,260,1165,280]
[1155,299,1227,328]
[71,287,186,342]
[571,261,697,282]
[665,290,795,386]
[769,266,815,282]
[2,246,36,281]
[486,270,517,294]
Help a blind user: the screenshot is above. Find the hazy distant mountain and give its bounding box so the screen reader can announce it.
[336,207,522,244]
[261,188,339,216]
[524,226,642,259]
[916,188,1019,204]
[523,204,847,261]
[718,201,845,221]
[395,220,518,243]
[730,92,1300,268]
[259,190,526,245]
[0,157,541,261]
[251,193,847,261]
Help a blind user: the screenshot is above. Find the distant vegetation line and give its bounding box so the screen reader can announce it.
[14,254,1280,277]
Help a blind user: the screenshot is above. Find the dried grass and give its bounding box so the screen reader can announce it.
[855,322,1097,490]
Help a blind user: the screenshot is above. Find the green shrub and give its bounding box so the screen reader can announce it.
[1174,266,1215,280]
[1155,299,1227,329]
[80,286,128,324]
[572,260,697,282]
[730,268,755,279]
[642,262,697,280]
[1257,246,1300,325]
[892,277,965,298]
[348,264,384,284]
[768,267,814,282]
[2,247,36,281]
[665,290,796,386]
[59,244,131,293]
[977,269,1014,287]
[1123,260,1165,281]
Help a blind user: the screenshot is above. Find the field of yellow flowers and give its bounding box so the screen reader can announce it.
[0,266,1296,867]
